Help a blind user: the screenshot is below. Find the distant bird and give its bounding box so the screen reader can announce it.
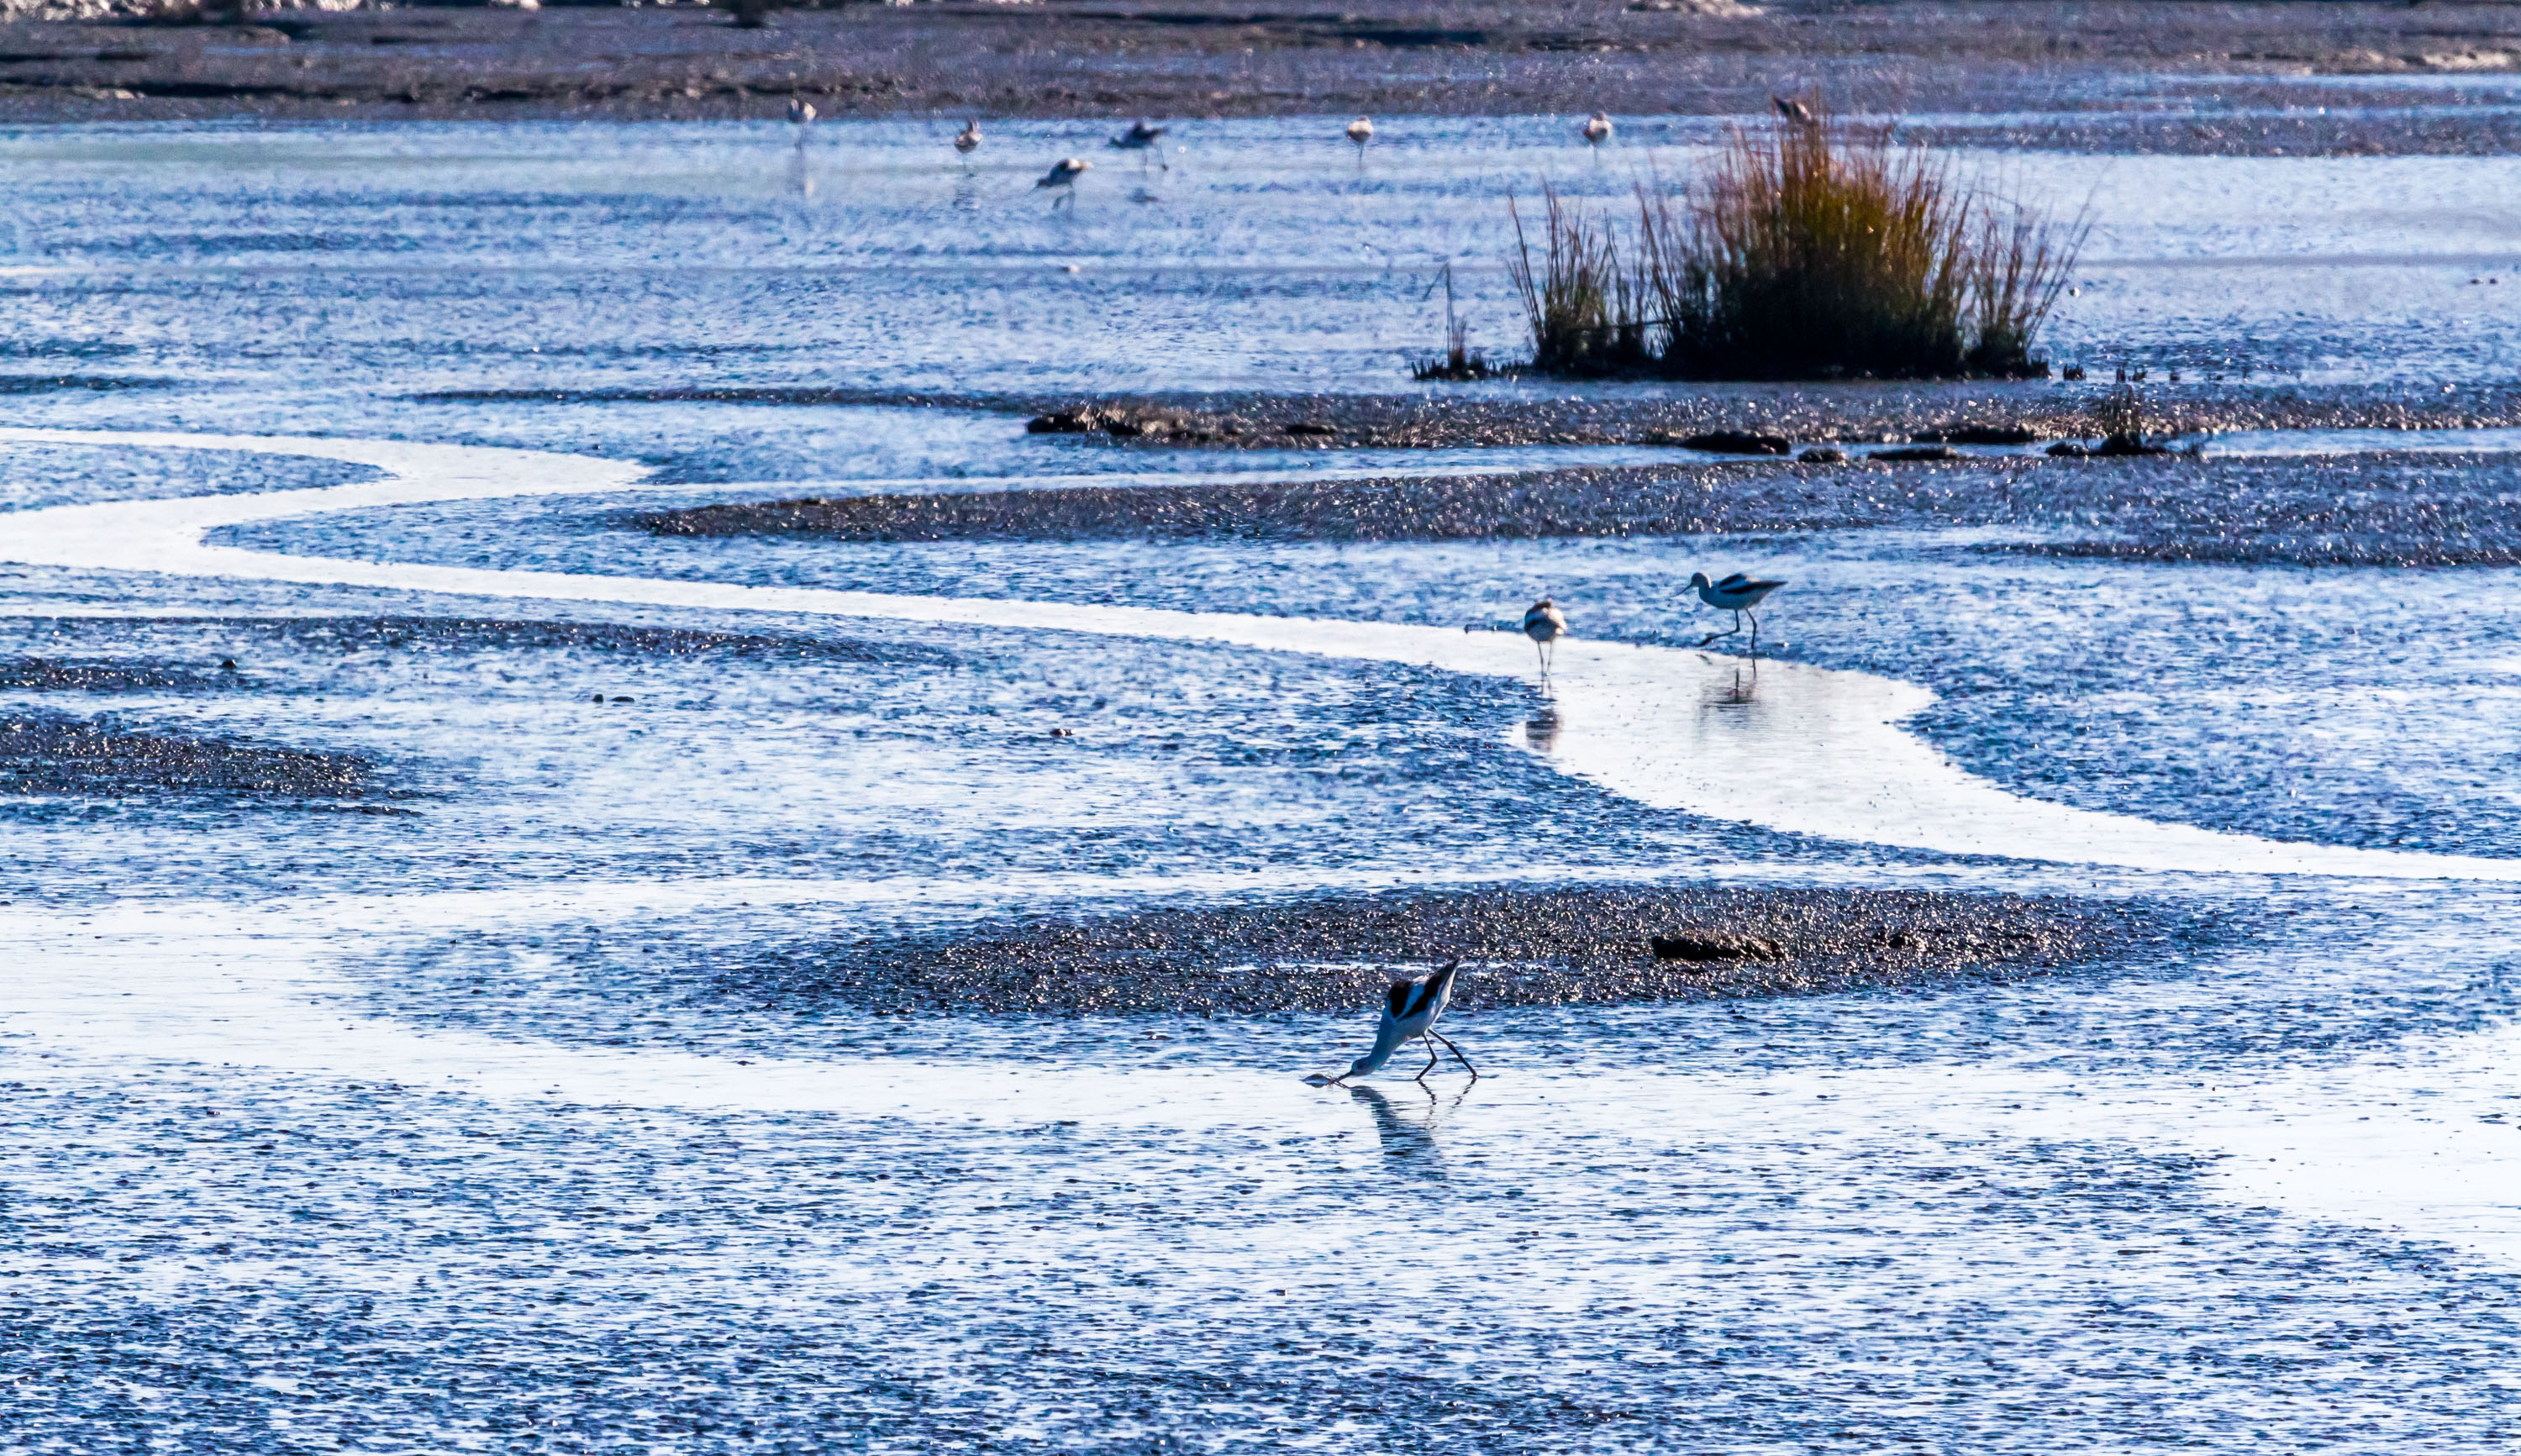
[1772,95,1816,126]
[787,99,815,146]
[1108,119,1169,171]
[1523,597,1569,676]
[1036,157,1091,208]
[954,119,982,163]
[1582,111,1613,146]
[1689,570,1787,652]
[1309,960,1476,1085]
[1347,116,1374,153]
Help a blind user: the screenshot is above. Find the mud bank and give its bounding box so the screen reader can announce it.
[1,3,2516,145]
[727,885,2187,1015]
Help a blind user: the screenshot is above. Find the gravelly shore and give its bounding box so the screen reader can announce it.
[3,2,2517,151]
[0,709,379,798]
[729,885,2187,1015]
[454,382,2521,452]
[639,449,2521,567]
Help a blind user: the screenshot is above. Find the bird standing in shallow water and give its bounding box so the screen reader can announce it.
[1346,116,1374,160]
[1524,597,1569,677]
[787,99,816,147]
[1308,960,1476,1085]
[1109,119,1168,169]
[1036,157,1091,208]
[1772,95,1816,126]
[954,119,981,165]
[1582,111,1613,147]
[1689,570,1787,653]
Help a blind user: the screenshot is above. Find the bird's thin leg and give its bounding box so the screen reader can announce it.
[1748,610,1760,660]
[1415,1036,1438,1083]
[1694,616,1743,649]
[1429,1030,1479,1080]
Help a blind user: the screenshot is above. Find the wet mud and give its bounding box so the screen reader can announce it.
[734,885,2185,1015]
[999,384,2521,453]
[8,614,958,670]
[496,382,2521,453]
[0,710,378,799]
[637,450,2521,568]
[4,2,2518,150]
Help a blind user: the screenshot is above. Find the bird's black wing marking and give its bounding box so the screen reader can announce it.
[1387,979,1414,1017]
[1716,572,1748,589]
[1403,961,1460,1018]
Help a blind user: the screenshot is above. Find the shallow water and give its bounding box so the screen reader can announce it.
[0,118,2516,409]
[3,123,2520,1453]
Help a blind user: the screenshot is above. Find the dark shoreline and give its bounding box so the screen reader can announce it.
[442,381,2521,453]
[636,449,2521,567]
[726,884,2192,1016]
[0,2,2514,152]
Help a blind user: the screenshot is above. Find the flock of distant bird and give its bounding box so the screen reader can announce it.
[779,98,1822,207]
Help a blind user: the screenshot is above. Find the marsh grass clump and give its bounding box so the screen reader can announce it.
[1508,109,2083,381]
[1410,262,1508,381]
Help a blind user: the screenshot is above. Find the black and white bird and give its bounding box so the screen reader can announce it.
[1772,95,1816,126]
[787,99,816,146]
[1108,119,1168,171]
[1036,157,1091,208]
[1689,570,1787,651]
[954,119,982,163]
[1309,960,1477,1085]
[1346,116,1374,152]
[1582,111,1613,146]
[1523,597,1569,676]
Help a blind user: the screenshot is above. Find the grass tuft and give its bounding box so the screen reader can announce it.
[1505,108,2084,381]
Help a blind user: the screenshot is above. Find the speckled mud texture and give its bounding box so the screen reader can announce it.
[637,449,2521,567]
[0,709,379,797]
[512,382,2521,452]
[734,886,2182,1015]
[3,1,2518,149]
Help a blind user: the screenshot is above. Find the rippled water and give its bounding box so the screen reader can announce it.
[3,123,2520,1453]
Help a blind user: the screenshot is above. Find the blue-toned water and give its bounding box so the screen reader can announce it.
[3,123,2519,1453]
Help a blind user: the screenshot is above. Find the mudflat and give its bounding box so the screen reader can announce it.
[4,0,2518,150]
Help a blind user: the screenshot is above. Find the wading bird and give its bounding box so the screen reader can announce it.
[1524,597,1569,676]
[1582,111,1613,146]
[787,99,816,146]
[1108,119,1168,171]
[1772,95,1816,125]
[1347,116,1374,154]
[1036,157,1091,208]
[1689,570,1787,652]
[1308,960,1476,1085]
[954,119,982,164]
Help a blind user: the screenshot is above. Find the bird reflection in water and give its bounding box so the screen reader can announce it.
[785,150,815,200]
[1716,660,1759,706]
[1348,1083,1467,1178]
[1524,706,1561,753]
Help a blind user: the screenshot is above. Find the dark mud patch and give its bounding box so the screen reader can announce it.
[0,655,239,692]
[992,384,2521,453]
[0,711,382,800]
[639,451,2521,567]
[734,886,2187,1015]
[11,615,958,669]
[6,3,2519,155]
[476,381,2521,455]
